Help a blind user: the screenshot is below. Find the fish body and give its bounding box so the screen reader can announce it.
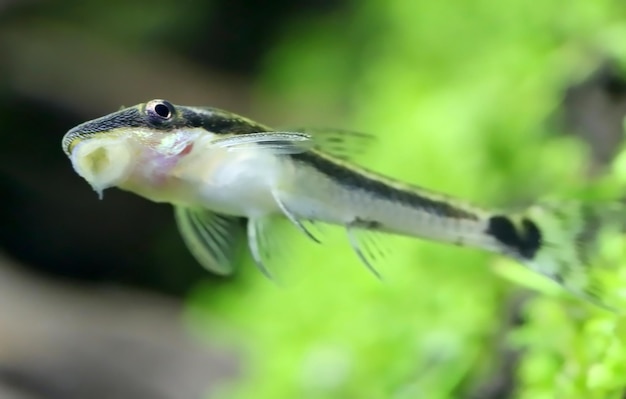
[62,99,624,310]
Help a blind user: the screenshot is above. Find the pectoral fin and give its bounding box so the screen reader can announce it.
[174,206,245,275]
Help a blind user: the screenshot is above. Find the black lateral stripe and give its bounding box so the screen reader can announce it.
[192,108,270,135]
[290,152,479,221]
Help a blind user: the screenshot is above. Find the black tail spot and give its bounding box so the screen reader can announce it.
[486,215,542,259]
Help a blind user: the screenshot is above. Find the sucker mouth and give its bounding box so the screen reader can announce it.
[69,137,135,199]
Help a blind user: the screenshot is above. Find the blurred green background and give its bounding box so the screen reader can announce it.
[3,0,626,398]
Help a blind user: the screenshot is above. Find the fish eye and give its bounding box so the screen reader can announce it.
[146,99,175,120]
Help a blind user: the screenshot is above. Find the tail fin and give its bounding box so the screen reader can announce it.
[515,199,626,312]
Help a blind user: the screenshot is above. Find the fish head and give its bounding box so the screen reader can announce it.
[62,99,273,200]
[61,99,209,198]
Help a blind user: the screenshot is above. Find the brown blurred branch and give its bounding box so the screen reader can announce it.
[0,253,239,399]
[1,22,255,117]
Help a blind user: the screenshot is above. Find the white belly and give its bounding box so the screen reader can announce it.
[173,147,287,217]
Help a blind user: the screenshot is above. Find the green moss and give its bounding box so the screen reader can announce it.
[186,1,626,398]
